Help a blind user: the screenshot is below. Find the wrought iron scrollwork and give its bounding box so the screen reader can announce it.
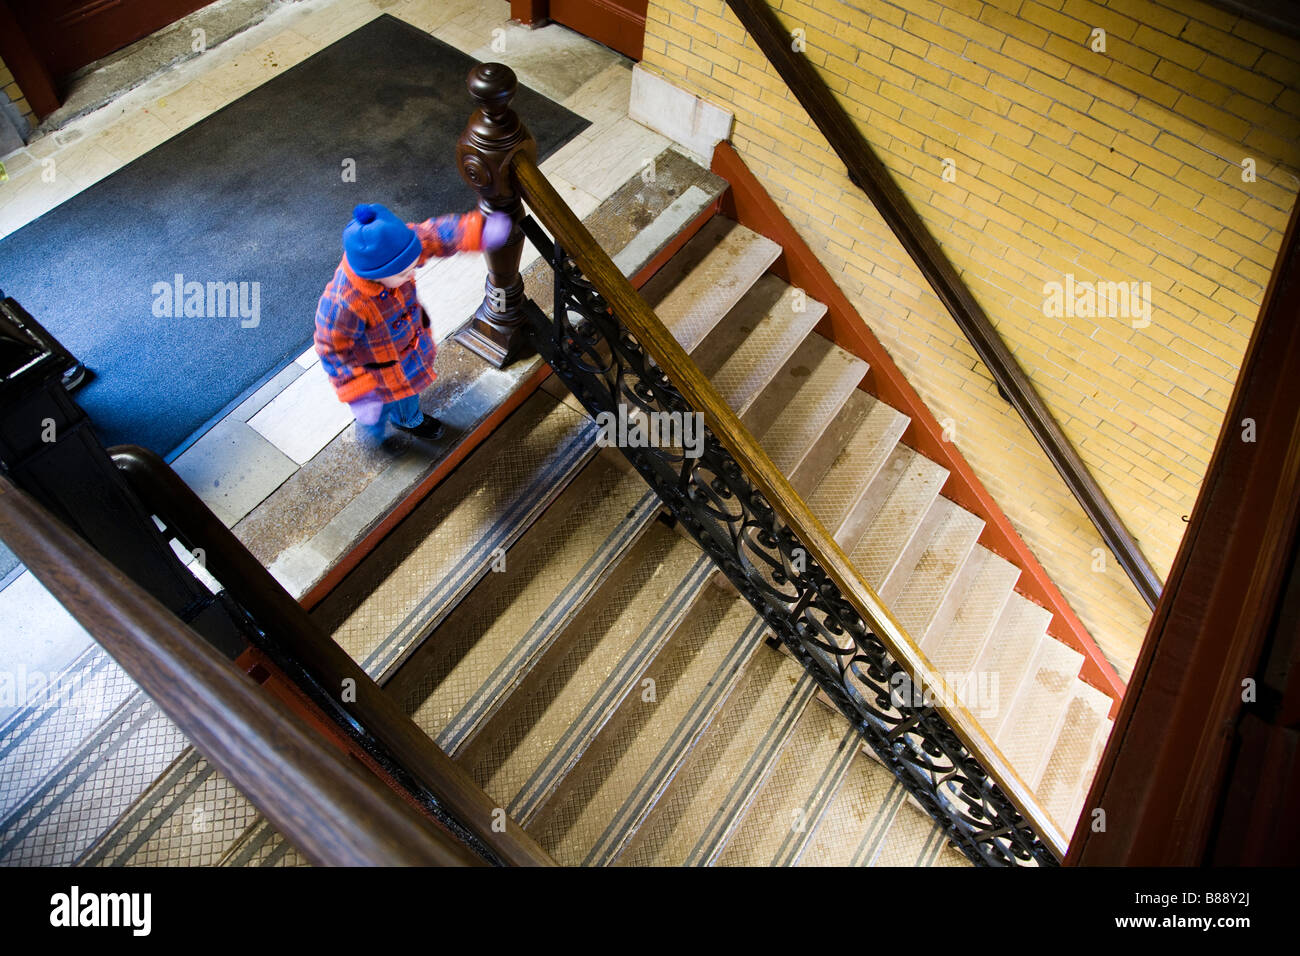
[517,216,1056,867]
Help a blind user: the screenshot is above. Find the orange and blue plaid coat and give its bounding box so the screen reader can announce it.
[314,211,485,404]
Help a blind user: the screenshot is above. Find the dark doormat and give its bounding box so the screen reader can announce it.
[0,15,590,457]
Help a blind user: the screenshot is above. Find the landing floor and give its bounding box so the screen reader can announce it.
[0,0,684,710]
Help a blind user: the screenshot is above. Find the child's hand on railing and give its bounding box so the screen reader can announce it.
[483,212,513,252]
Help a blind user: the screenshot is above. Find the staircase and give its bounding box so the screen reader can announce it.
[1,155,1114,868]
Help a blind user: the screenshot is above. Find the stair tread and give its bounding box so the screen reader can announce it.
[716,704,858,866]
[463,524,709,825]
[639,217,782,353]
[396,458,659,756]
[220,817,306,868]
[875,805,968,867]
[799,390,911,535]
[0,694,188,865]
[526,587,765,865]
[797,751,905,866]
[1067,717,1113,831]
[974,594,1055,738]
[693,274,828,416]
[312,392,597,679]
[742,333,869,476]
[995,636,1086,786]
[77,747,281,868]
[616,643,815,866]
[0,645,139,823]
[921,545,1020,673]
[846,447,949,593]
[891,498,984,643]
[1038,680,1112,836]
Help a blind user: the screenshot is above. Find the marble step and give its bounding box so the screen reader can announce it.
[639,216,782,354]
[1066,716,1114,835]
[616,642,817,866]
[845,446,949,596]
[0,643,139,825]
[873,794,972,866]
[920,544,1021,672]
[994,635,1086,787]
[458,523,711,827]
[219,817,307,867]
[974,594,1055,739]
[0,688,188,866]
[797,389,911,536]
[741,332,870,477]
[390,456,661,757]
[525,585,767,865]
[79,748,263,867]
[891,496,985,644]
[715,703,860,866]
[796,751,970,867]
[310,391,599,683]
[692,273,828,416]
[1037,680,1113,837]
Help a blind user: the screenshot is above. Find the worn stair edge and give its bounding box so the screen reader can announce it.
[687,666,818,866]
[639,216,783,353]
[798,390,911,534]
[574,608,769,866]
[383,456,660,750]
[614,645,816,866]
[219,816,306,867]
[0,697,188,866]
[0,644,137,822]
[692,273,829,416]
[993,635,1086,786]
[891,498,985,643]
[973,593,1055,739]
[846,447,949,595]
[79,748,259,867]
[741,333,870,478]
[1036,680,1112,835]
[1066,716,1113,833]
[716,708,860,867]
[432,491,663,758]
[508,554,717,827]
[311,395,599,682]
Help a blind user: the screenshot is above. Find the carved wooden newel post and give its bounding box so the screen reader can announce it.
[454,63,538,368]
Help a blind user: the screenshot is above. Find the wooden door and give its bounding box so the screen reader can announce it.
[7,0,212,81]
[512,0,648,61]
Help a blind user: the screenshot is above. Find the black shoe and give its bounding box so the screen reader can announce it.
[395,416,445,441]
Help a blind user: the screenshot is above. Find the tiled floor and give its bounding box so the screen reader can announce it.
[0,0,680,702]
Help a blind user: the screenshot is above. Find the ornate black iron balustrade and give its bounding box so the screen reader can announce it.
[516,215,1056,867]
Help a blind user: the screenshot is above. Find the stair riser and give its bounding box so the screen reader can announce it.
[433,492,664,757]
[687,672,817,866]
[587,613,769,866]
[360,428,601,682]
[509,555,717,827]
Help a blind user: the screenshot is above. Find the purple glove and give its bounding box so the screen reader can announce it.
[348,395,383,426]
[482,212,513,252]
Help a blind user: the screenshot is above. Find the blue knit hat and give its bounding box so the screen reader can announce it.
[343,203,421,279]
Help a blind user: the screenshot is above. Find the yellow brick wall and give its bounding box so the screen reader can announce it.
[641,0,1300,678]
[0,54,38,138]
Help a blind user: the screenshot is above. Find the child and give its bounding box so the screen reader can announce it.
[314,202,511,443]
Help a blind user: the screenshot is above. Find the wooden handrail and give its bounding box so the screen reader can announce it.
[512,150,1069,859]
[721,0,1162,610]
[108,444,557,868]
[0,472,479,867]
